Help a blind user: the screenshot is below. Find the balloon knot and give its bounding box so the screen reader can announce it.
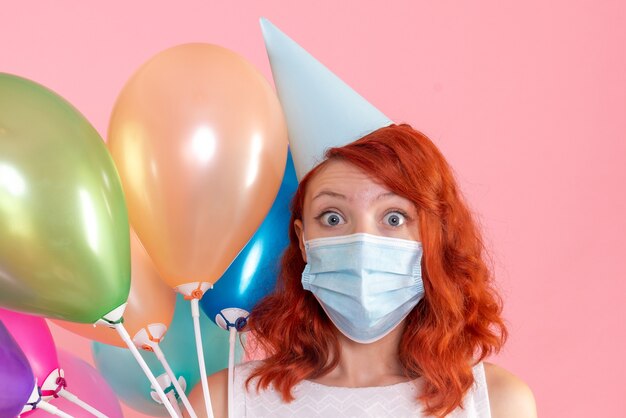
[41,377,66,398]
[102,316,124,326]
[146,326,161,343]
[218,312,249,331]
[184,285,205,300]
[26,387,43,409]
[235,316,248,331]
[142,344,154,352]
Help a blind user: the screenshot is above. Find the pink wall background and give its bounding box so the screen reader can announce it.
[3,1,625,417]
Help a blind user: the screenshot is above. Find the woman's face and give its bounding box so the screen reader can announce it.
[294,159,420,262]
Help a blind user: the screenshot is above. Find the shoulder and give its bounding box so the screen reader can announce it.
[205,362,263,418]
[483,362,537,418]
[206,368,228,418]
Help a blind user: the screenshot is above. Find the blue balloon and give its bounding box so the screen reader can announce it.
[93,295,230,416]
[201,151,297,330]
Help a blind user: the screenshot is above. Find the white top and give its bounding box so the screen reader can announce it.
[233,361,491,417]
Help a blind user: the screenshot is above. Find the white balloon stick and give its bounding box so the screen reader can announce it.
[228,327,237,418]
[153,343,198,418]
[191,298,215,418]
[166,390,183,418]
[36,400,74,418]
[57,388,108,418]
[114,322,180,418]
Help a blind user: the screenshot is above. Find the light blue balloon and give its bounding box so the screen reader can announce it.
[93,295,231,416]
[200,151,297,330]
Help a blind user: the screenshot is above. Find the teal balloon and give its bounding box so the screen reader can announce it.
[93,295,230,416]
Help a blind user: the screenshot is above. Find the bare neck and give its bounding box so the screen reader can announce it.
[311,322,408,388]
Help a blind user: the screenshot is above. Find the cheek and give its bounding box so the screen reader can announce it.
[409,223,421,241]
[300,217,322,239]
[386,222,420,241]
[384,230,418,242]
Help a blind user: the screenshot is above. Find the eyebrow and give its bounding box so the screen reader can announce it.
[311,190,399,202]
[312,190,346,201]
[375,192,397,201]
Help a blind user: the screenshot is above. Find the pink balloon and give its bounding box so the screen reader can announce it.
[0,309,59,385]
[29,350,123,418]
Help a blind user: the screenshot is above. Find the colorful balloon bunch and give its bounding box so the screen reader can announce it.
[0,39,291,417]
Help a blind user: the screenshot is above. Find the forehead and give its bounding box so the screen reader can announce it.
[305,160,393,203]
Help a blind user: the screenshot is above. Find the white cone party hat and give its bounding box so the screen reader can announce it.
[260,18,393,180]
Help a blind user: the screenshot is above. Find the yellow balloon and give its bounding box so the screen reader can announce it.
[108,44,288,297]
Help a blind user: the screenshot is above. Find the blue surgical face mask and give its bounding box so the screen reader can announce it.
[301,233,424,344]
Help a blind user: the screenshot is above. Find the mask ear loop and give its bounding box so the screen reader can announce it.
[217,312,248,418]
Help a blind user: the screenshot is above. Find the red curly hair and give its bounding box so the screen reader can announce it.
[247,124,507,417]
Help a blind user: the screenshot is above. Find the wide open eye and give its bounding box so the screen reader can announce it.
[383,211,406,227]
[319,211,345,227]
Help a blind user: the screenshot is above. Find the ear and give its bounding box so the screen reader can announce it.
[294,219,307,263]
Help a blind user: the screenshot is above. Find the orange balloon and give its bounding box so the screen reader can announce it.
[107,44,288,296]
[53,231,176,347]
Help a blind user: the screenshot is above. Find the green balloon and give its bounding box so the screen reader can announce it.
[0,73,130,323]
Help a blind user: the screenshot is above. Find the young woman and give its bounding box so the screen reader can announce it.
[207,124,536,417]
